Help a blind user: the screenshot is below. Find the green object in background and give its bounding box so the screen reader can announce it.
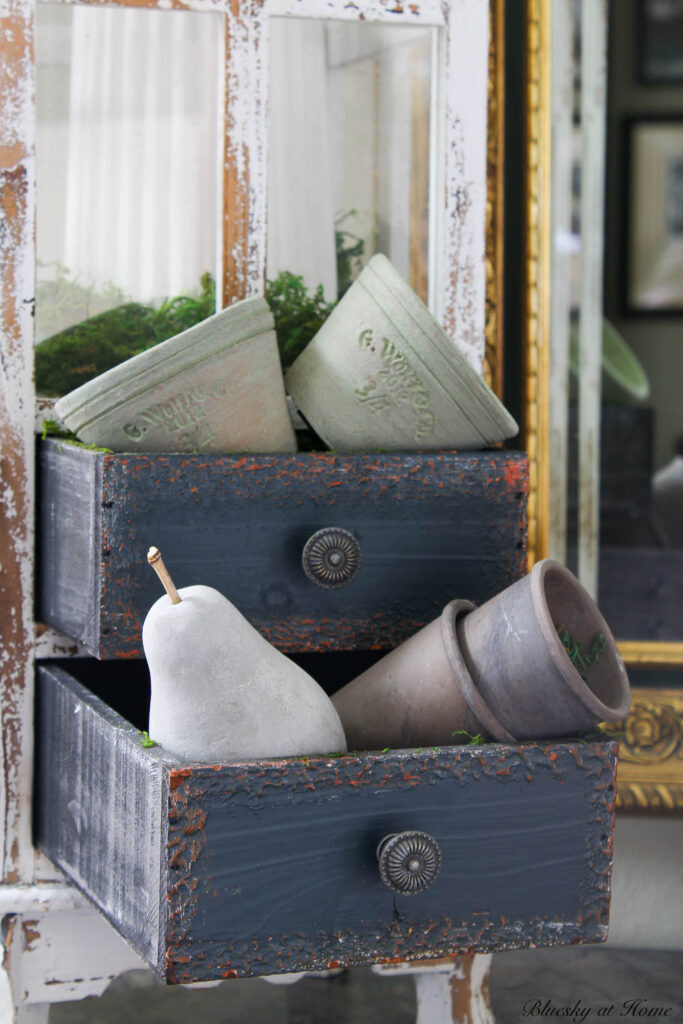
[35,273,217,396]
[335,210,366,299]
[569,318,650,401]
[264,271,336,369]
[36,302,158,396]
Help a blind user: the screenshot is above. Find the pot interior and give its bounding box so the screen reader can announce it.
[543,565,629,715]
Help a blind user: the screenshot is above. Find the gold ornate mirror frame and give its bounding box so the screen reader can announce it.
[520,0,683,814]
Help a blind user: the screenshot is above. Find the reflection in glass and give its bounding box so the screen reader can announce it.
[553,0,683,642]
[627,120,683,312]
[267,19,438,306]
[35,6,221,393]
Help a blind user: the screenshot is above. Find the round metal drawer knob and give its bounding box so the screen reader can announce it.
[301,527,361,589]
[377,831,442,896]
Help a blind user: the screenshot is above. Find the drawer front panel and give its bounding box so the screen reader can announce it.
[165,745,616,982]
[38,443,527,658]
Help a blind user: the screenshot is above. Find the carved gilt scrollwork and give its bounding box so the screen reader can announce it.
[616,689,683,814]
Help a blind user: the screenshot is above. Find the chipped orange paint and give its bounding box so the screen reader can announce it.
[169,768,193,791]
[21,919,41,951]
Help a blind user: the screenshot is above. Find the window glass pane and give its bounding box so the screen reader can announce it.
[267,18,438,306]
[557,3,683,643]
[35,6,222,394]
[599,9,683,643]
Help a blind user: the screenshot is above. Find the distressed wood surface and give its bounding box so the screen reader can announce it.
[547,0,574,565]
[37,445,104,655]
[35,666,618,984]
[523,0,552,569]
[374,954,493,1024]
[1,909,142,1015]
[484,0,505,398]
[0,0,36,885]
[165,738,616,982]
[37,444,528,658]
[576,0,608,599]
[441,0,489,370]
[34,667,174,968]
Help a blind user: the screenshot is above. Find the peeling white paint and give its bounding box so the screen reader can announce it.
[269,0,445,24]
[1,0,37,887]
[441,0,488,373]
[34,626,88,660]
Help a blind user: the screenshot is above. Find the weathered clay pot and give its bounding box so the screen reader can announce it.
[55,297,296,454]
[332,559,631,750]
[456,559,631,741]
[285,254,518,452]
[331,600,489,751]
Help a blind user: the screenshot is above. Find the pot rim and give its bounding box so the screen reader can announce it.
[441,599,518,744]
[529,559,632,721]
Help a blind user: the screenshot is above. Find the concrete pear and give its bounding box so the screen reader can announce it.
[143,548,346,762]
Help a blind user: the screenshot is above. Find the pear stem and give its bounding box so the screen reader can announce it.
[147,547,181,604]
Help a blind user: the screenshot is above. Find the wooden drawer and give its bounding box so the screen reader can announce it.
[37,441,528,658]
[35,665,618,984]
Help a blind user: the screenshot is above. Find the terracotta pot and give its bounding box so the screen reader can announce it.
[285,254,518,452]
[55,297,296,454]
[455,559,631,741]
[332,559,631,750]
[331,600,489,751]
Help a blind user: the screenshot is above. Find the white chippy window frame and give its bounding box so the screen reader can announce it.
[0,0,489,882]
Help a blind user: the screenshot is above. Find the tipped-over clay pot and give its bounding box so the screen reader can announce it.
[143,583,346,762]
[55,296,296,454]
[285,253,518,452]
[332,559,631,750]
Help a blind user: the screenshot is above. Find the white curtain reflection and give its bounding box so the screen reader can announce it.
[267,19,337,299]
[266,19,434,302]
[36,6,221,325]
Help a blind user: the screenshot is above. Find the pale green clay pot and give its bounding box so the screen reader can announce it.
[55,297,296,454]
[286,254,518,452]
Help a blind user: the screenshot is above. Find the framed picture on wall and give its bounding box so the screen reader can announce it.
[625,116,683,314]
[638,0,683,83]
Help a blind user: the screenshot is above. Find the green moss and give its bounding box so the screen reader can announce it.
[451,730,486,745]
[264,271,336,369]
[41,419,113,453]
[557,627,606,682]
[35,273,216,397]
[335,211,365,299]
[140,731,159,749]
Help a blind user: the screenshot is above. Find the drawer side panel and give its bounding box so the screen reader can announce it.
[37,444,104,655]
[34,666,169,969]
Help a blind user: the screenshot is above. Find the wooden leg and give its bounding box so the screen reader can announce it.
[373,954,494,1024]
[0,917,47,1024]
[14,1006,51,1024]
[1,908,143,1020]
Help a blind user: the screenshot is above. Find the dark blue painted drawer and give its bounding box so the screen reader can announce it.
[37,440,527,659]
[35,665,618,984]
